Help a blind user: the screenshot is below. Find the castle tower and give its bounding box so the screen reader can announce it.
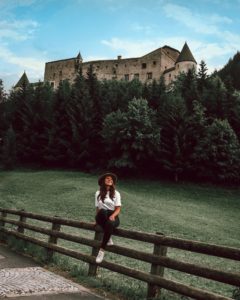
[14,71,29,90]
[175,42,197,74]
[75,52,83,71]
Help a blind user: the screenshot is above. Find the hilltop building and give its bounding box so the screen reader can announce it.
[44,42,197,89]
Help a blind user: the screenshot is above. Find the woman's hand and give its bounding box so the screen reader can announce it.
[109,206,121,221]
[109,215,115,221]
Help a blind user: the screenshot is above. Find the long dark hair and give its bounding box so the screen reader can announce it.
[98,184,116,202]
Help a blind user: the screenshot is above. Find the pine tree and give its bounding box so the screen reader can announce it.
[158,92,191,182]
[67,68,92,168]
[85,64,104,168]
[218,51,240,90]
[45,80,72,166]
[197,60,208,94]
[201,75,227,119]
[0,79,9,150]
[30,81,54,164]
[102,98,160,172]
[178,69,199,112]
[1,126,16,169]
[10,80,35,164]
[193,119,240,183]
[0,79,7,103]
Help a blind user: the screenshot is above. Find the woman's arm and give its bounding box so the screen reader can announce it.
[109,206,121,221]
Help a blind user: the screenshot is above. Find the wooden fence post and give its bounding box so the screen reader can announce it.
[147,232,168,299]
[88,225,103,276]
[17,209,27,234]
[46,216,61,263]
[0,211,7,242]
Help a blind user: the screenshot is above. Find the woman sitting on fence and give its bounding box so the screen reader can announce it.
[95,172,121,263]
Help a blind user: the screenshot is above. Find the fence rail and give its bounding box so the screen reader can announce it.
[0,208,239,300]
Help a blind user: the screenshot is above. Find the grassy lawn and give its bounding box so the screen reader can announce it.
[0,169,240,299]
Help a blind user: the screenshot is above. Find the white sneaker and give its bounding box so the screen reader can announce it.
[96,250,105,263]
[107,238,114,246]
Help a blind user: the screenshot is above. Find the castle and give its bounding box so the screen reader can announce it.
[15,42,197,89]
[43,42,197,89]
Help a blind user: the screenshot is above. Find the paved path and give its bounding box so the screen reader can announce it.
[0,243,107,299]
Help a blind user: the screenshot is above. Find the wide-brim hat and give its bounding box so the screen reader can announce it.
[98,172,117,186]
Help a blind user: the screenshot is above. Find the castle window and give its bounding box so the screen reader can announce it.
[50,81,55,88]
[147,72,152,80]
[153,61,156,66]
[115,64,118,67]
[142,63,147,69]
[134,73,139,79]
[59,70,62,76]
[125,64,127,67]
[165,66,167,69]
[169,74,171,78]
[106,65,108,69]
[53,73,56,79]
[124,74,129,81]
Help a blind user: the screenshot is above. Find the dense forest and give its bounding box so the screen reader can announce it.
[218,51,240,91]
[0,59,240,184]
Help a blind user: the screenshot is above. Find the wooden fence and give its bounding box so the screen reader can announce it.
[0,208,239,300]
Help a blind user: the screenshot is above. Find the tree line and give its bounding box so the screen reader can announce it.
[0,60,240,184]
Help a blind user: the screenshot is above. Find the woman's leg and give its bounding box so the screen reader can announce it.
[95,209,109,228]
[101,216,120,249]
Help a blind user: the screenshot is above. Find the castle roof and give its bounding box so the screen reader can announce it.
[141,45,179,59]
[76,52,82,60]
[162,45,180,53]
[175,42,197,64]
[15,71,29,88]
[163,66,175,74]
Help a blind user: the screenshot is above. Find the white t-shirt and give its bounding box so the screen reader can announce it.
[95,190,121,211]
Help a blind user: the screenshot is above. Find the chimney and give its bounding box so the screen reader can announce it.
[117,55,122,60]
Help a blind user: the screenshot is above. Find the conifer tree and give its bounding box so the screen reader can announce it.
[177,69,199,112]
[0,79,7,103]
[218,51,240,90]
[10,80,35,164]
[193,119,240,183]
[202,75,228,119]
[102,98,160,172]
[1,126,16,169]
[158,92,190,182]
[67,68,92,168]
[197,60,208,94]
[85,64,104,168]
[0,79,9,148]
[30,82,54,164]
[45,80,72,166]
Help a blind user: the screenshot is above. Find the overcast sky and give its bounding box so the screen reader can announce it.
[0,0,240,91]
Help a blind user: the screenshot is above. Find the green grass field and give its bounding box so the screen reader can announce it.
[0,169,240,299]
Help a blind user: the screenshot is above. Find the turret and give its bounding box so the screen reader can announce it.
[14,71,30,90]
[75,51,83,71]
[175,42,197,74]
